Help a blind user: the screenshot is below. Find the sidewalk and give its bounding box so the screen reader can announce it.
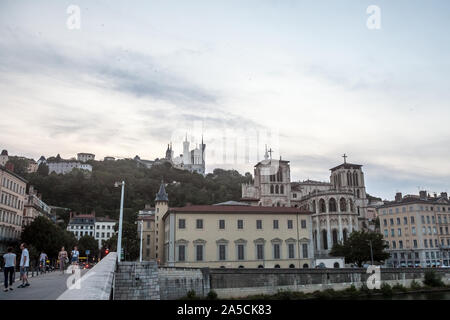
[0,269,87,300]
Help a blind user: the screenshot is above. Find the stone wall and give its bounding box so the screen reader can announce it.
[112,262,450,300]
[158,267,210,300]
[113,261,160,300]
[209,268,450,298]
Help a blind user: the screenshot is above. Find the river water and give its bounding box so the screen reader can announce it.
[364,290,450,300]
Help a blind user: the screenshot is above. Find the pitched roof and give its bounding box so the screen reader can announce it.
[329,162,362,171]
[95,217,117,223]
[1,150,8,156]
[155,181,168,202]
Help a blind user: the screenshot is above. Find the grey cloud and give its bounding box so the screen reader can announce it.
[0,28,218,107]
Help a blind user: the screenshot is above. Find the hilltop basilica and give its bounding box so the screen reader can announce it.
[241,147,369,258]
[134,135,206,175]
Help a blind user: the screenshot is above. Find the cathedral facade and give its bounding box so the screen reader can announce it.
[241,150,369,257]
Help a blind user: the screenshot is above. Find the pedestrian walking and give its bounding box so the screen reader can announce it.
[39,252,48,274]
[3,247,16,292]
[18,243,30,288]
[70,246,79,274]
[58,247,68,274]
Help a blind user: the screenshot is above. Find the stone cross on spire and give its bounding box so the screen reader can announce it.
[268,148,273,159]
[342,153,347,164]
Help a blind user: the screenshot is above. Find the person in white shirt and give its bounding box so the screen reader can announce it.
[3,247,16,292]
[18,243,30,288]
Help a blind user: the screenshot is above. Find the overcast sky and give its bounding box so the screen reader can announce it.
[0,0,449,200]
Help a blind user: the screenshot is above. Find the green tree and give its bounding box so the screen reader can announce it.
[36,163,49,176]
[21,216,77,260]
[6,156,29,176]
[77,235,99,258]
[330,230,389,267]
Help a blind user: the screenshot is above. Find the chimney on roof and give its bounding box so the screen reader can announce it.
[70,212,73,219]
[419,190,427,200]
[186,202,192,207]
[144,204,152,210]
[395,192,402,202]
[441,192,448,200]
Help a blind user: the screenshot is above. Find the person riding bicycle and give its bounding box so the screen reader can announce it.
[39,252,48,274]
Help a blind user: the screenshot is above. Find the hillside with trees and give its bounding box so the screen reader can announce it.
[21,159,253,224]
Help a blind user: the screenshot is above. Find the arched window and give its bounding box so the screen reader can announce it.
[270,185,274,194]
[319,199,326,213]
[349,199,354,212]
[322,229,328,250]
[303,264,309,268]
[339,198,347,212]
[357,189,360,198]
[312,200,316,213]
[276,169,283,182]
[347,172,352,186]
[329,198,337,212]
[353,172,358,186]
[289,264,295,268]
[313,230,318,251]
[238,265,244,268]
[275,185,279,194]
[333,262,340,268]
[277,202,281,207]
[274,264,280,268]
[343,229,348,242]
[280,185,284,194]
[332,229,338,246]
[258,265,264,269]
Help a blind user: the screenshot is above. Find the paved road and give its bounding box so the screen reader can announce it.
[0,269,88,300]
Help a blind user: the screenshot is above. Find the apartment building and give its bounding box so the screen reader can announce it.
[379,191,450,267]
[0,166,27,251]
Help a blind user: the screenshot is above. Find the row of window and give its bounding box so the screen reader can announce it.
[0,225,20,239]
[69,225,94,230]
[391,251,447,260]
[387,237,450,249]
[0,192,23,211]
[269,184,284,194]
[1,177,25,195]
[178,219,307,230]
[269,170,283,182]
[383,206,450,215]
[176,242,309,262]
[0,209,22,226]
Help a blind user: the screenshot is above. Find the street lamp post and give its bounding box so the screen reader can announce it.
[115,181,125,263]
[139,220,143,263]
[368,240,374,266]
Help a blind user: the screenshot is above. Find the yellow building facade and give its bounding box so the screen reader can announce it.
[152,182,314,268]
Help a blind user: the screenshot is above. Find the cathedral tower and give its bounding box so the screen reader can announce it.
[330,155,368,224]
